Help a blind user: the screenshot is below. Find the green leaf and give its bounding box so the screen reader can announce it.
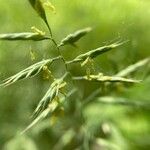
[58,27,92,47]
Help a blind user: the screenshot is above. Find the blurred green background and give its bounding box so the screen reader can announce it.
[0,0,150,150]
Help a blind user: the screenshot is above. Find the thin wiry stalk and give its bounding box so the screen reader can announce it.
[73,74,141,83]
[116,58,150,77]
[83,89,101,106]
[45,19,53,38]
[0,32,51,41]
[66,41,126,65]
[50,38,69,71]
[0,56,61,87]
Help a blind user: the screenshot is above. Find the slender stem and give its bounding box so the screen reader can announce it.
[83,88,100,106]
[45,21,69,72]
[51,38,68,71]
[45,20,53,38]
